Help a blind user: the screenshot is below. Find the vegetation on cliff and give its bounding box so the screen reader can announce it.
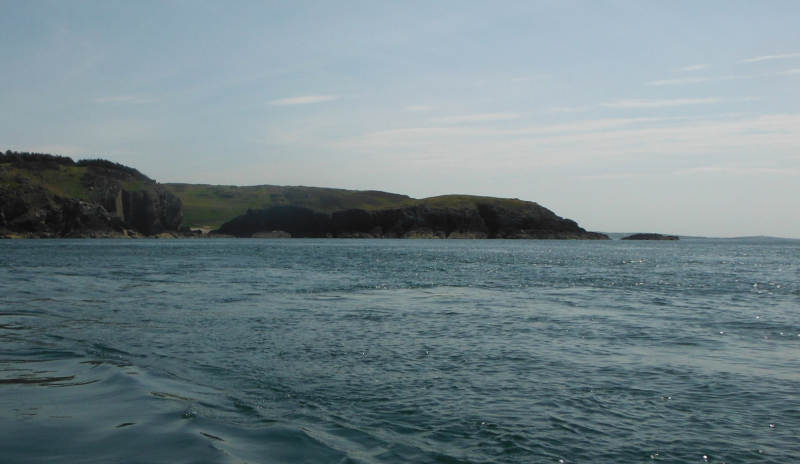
[164,183,414,229]
[1,151,181,238]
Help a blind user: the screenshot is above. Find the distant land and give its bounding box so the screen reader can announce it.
[1,151,606,240]
[605,232,800,242]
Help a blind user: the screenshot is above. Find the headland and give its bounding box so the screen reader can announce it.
[1,151,607,240]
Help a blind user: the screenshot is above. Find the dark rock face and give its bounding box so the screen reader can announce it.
[0,185,130,238]
[121,189,183,236]
[0,165,183,238]
[219,205,332,238]
[621,233,679,241]
[217,204,609,240]
[59,199,130,238]
[80,166,183,235]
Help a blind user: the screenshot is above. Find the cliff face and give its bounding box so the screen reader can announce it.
[1,183,121,238]
[217,203,609,240]
[0,159,183,238]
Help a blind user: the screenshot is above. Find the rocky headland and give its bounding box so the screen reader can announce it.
[2,150,608,240]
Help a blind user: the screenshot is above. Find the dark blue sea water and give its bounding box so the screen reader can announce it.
[1,239,799,463]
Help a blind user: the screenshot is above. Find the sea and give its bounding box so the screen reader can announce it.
[1,238,798,464]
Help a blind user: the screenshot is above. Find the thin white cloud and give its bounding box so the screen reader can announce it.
[602,98,725,109]
[778,68,800,75]
[547,106,592,114]
[431,113,519,124]
[329,114,800,172]
[406,105,434,112]
[575,172,642,181]
[94,95,159,104]
[676,165,798,176]
[742,53,800,63]
[510,75,548,83]
[672,64,713,72]
[648,76,749,86]
[649,77,713,86]
[270,95,338,106]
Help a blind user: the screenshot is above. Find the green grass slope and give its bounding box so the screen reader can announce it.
[164,184,543,229]
[164,183,418,229]
[418,195,544,212]
[0,162,150,200]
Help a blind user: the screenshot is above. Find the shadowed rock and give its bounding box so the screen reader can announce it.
[217,203,609,240]
[621,233,679,241]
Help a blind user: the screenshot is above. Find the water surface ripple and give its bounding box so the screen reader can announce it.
[1,239,799,463]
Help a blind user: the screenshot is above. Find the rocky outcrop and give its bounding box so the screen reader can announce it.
[79,166,183,235]
[217,204,609,240]
[621,233,679,241]
[0,162,183,238]
[119,189,183,236]
[0,182,133,238]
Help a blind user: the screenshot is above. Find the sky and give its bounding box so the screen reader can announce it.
[1,1,799,238]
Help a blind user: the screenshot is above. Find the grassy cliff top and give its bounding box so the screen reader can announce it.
[164,184,542,229]
[0,162,150,200]
[418,195,541,211]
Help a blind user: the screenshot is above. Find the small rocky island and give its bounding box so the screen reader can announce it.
[1,150,608,240]
[621,233,679,241]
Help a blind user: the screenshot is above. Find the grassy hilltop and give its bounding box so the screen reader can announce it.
[0,155,151,201]
[164,183,543,230]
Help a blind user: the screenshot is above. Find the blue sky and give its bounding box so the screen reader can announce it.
[2,1,799,237]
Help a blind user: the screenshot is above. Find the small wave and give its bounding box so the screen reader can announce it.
[0,375,76,385]
[0,358,353,464]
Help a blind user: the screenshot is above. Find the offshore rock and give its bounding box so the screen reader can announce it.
[621,233,679,241]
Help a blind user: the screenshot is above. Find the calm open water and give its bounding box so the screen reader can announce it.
[1,239,799,463]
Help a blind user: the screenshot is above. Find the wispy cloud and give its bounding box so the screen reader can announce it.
[547,106,592,114]
[676,164,798,176]
[94,95,159,104]
[406,105,434,112]
[648,77,713,86]
[648,76,748,86]
[270,95,338,106]
[778,68,800,75]
[742,53,800,63]
[672,64,713,72]
[602,98,725,109]
[575,172,642,181]
[431,113,519,124]
[330,114,800,172]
